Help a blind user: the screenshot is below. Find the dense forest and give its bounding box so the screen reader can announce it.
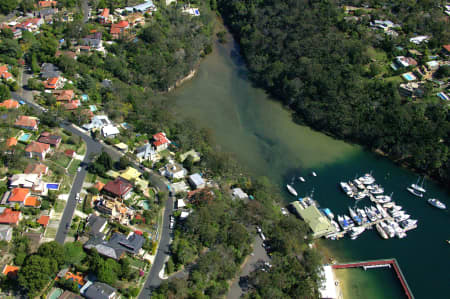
[218,0,450,185]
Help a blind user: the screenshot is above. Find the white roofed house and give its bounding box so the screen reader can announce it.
[188,173,205,189]
[232,188,249,200]
[83,115,112,130]
[101,124,120,138]
[135,143,157,162]
[160,163,187,180]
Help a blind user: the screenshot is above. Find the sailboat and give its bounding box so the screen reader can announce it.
[286,184,298,196]
[406,187,423,198]
[411,176,426,193]
[299,176,306,182]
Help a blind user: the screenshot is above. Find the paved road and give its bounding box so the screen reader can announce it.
[138,196,174,299]
[227,235,270,299]
[13,68,175,291]
[81,0,90,23]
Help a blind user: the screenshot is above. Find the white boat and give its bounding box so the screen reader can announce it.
[340,182,353,197]
[395,214,410,222]
[392,204,403,211]
[383,202,395,208]
[365,207,377,222]
[359,173,375,185]
[380,221,392,238]
[344,215,354,227]
[428,198,446,210]
[399,219,418,231]
[371,206,382,219]
[406,187,423,198]
[338,215,349,230]
[299,176,306,182]
[349,226,365,240]
[375,194,391,203]
[370,185,384,195]
[376,204,388,218]
[311,171,317,177]
[376,223,388,239]
[411,177,426,193]
[286,184,298,196]
[331,220,341,232]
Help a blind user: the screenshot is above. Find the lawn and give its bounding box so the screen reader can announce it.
[68,159,81,175]
[130,258,147,269]
[44,227,58,238]
[54,200,66,214]
[49,152,71,169]
[384,75,403,85]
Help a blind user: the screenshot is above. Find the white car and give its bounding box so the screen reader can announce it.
[77,166,82,172]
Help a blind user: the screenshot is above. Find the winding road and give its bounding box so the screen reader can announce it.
[12,68,174,296]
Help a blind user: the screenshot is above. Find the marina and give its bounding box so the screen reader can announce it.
[292,172,420,241]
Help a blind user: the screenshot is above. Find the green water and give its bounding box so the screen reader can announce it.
[161,34,450,298]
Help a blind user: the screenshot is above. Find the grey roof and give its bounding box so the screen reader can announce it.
[87,215,107,237]
[84,282,117,299]
[84,232,144,260]
[189,173,205,187]
[81,38,101,48]
[136,143,155,158]
[0,225,12,242]
[37,8,57,17]
[40,63,60,79]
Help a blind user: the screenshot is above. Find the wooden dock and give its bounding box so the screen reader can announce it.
[332,259,414,299]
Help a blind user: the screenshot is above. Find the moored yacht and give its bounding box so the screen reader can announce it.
[406,187,423,198]
[348,207,362,226]
[376,223,388,239]
[286,184,298,196]
[411,177,426,193]
[344,215,354,227]
[299,176,306,182]
[349,226,365,240]
[311,171,317,177]
[340,182,353,197]
[359,173,375,185]
[428,198,446,210]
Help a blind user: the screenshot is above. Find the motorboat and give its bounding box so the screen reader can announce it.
[365,206,377,222]
[338,215,348,230]
[399,219,418,231]
[299,176,306,182]
[376,204,388,218]
[340,182,353,197]
[389,221,406,239]
[357,208,368,223]
[354,191,367,200]
[359,173,375,185]
[370,184,384,195]
[286,184,298,196]
[311,171,317,177]
[395,214,410,222]
[375,194,391,203]
[349,226,365,240]
[376,223,388,239]
[428,198,446,210]
[371,206,382,219]
[383,202,395,208]
[411,177,426,193]
[322,208,335,219]
[348,207,362,226]
[380,221,392,238]
[344,215,354,227]
[331,220,340,232]
[406,187,423,198]
[353,178,365,190]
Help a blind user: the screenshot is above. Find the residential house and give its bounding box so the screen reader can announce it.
[9,174,44,191]
[0,65,13,81]
[399,82,424,98]
[125,1,157,13]
[81,32,103,49]
[93,181,105,192]
[442,45,450,56]
[39,1,58,8]
[64,101,80,110]
[370,20,399,31]
[101,124,120,138]
[37,132,61,148]
[96,199,131,223]
[0,99,20,109]
[64,149,76,158]
[393,56,418,69]
[84,282,117,299]
[40,63,61,79]
[83,115,111,130]
[43,76,63,89]
[232,188,249,200]
[135,143,157,161]
[36,8,58,21]
[25,141,51,160]
[98,8,110,24]
[15,116,39,131]
[6,137,17,148]
[188,173,205,189]
[55,50,77,60]
[126,13,145,27]
[16,18,44,32]
[0,208,21,225]
[103,177,133,200]
[0,225,13,242]
[25,163,49,176]
[160,163,187,180]
[181,6,200,16]
[52,89,75,102]
[110,21,129,39]
[114,142,128,152]
[37,215,50,227]
[11,28,22,39]
[152,132,170,152]
[7,188,30,204]
[84,232,144,261]
[2,265,19,278]
[59,290,83,299]
[410,36,429,45]
[86,214,107,238]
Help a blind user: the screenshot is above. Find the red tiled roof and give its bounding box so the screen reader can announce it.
[110,27,121,34]
[48,77,58,85]
[24,196,40,207]
[103,177,133,197]
[15,116,38,128]
[39,1,57,8]
[100,8,109,18]
[94,181,105,191]
[443,45,450,52]
[25,163,48,175]
[37,215,50,226]
[9,188,30,202]
[64,102,78,110]
[38,133,61,146]
[6,137,17,147]
[2,265,19,278]
[64,149,75,157]
[0,65,7,73]
[152,132,169,147]
[52,89,74,101]
[134,230,143,235]
[0,208,21,224]
[0,99,19,109]
[1,72,12,79]
[25,141,50,153]
[115,20,129,28]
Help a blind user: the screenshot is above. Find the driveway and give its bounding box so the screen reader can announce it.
[227,235,270,299]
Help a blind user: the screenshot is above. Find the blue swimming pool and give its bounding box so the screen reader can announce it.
[19,133,31,142]
[89,105,97,112]
[141,200,150,210]
[402,73,415,81]
[46,183,60,190]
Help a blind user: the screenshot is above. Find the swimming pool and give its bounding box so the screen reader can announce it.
[89,105,97,112]
[402,73,415,81]
[18,133,31,142]
[46,183,60,190]
[141,200,150,210]
[81,94,89,101]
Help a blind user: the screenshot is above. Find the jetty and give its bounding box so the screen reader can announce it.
[332,258,414,299]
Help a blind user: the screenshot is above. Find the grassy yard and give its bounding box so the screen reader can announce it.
[130,258,147,269]
[44,227,58,238]
[54,200,66,214]
[384,75,403,85]
[68,159,81,175]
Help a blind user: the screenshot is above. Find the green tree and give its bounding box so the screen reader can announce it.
[0,84,11,101]
[37,241,65,266]
[64,242,86,266]
[18,255,58,297]
[0,0,18,15]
